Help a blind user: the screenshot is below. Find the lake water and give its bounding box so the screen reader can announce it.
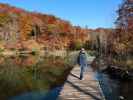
[0,55,72,100]
[96,71,133,100]
[1,53,132,100]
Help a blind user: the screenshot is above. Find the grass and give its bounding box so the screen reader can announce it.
[112,57,133,70]
[87,50,97,56]
[0,55,73,99]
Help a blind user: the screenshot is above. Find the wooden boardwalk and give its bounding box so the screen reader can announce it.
[58,60,105,100]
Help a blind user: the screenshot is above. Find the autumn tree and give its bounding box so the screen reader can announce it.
[113,0,133,57]
[0,3,90,50]
[19,14,33,40]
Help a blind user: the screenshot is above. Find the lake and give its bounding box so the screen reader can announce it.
[0,55,72,100]
[96,69,133,100]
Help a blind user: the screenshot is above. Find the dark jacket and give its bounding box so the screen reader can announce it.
[77,51,88,66]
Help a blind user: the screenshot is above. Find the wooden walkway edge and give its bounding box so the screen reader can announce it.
[58,57,105,100]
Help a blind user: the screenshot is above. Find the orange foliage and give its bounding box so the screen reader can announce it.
[0,3,90,50]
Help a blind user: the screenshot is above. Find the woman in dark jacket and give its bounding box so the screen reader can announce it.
[78,48,88,80]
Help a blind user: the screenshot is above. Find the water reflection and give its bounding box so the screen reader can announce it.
[10,87,62,100]
[97,72,133,100]
[0,55,72,100]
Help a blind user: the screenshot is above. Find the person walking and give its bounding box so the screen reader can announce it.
[77,48,88,80]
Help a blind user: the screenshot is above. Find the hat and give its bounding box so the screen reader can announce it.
[81,48,85,51]
[81,48,85,53]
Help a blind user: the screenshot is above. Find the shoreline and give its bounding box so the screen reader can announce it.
[92,57,133,81]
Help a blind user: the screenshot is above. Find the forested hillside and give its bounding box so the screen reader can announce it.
[0,3,90,50]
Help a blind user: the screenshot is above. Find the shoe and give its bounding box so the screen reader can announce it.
[79,76,83,80]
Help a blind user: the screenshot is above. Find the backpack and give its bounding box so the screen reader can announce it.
[77,54,80,65]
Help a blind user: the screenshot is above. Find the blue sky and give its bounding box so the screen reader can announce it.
[0,0,122,29]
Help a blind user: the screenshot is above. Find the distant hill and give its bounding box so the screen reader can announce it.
[0,3,112,50]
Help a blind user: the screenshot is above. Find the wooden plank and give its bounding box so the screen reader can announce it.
[58,59,105,100]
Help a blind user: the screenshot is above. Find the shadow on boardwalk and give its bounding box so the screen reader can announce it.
[70,73,80,79]
[69,73,101,99]
[58,66,104,100]
[65,80,101,100]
